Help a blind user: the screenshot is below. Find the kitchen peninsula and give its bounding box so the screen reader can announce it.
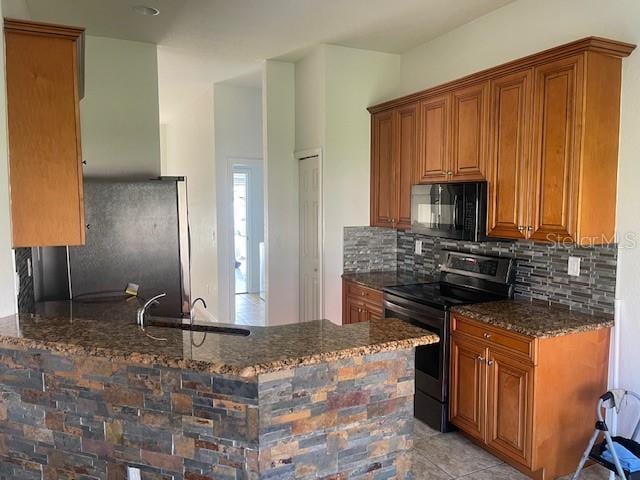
[0,302,437,479]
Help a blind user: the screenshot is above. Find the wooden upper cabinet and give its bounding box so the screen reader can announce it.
[487,70,532,240]
[371,110,396,228]
[370,104,418,229]
[529,55,583,243]
[417,94,450,183]
[395,103,418,228]
[5,19,85,247]
[369,37,634,244]
[451,82,489,181]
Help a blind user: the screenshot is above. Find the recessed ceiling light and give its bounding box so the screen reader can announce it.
[132,5,160,16]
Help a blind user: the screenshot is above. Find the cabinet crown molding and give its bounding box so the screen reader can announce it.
[4,18,84,39]
[368,36,636,114]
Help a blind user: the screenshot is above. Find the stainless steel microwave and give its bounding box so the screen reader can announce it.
[410,182,487,241]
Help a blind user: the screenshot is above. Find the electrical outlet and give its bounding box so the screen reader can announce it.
[568,256,581,277]
[415,240,423,255]
[127,467,141,480]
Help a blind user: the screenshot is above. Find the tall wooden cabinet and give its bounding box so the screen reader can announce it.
[369,37,635,246]
[487,70,532,239]
[5,19,86,247]
[417,94,450,183]
[370,103,418,229]
[528,56,583,243]
[450,313,610,480]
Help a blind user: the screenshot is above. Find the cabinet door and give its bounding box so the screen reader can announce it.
[343,296,362,324]
[486,350,534,467]
[451,82,489,181]
[371,110,396,227]
[487,70,532,240]
[395,103,418,228]
[363,306,382,322]
[450,335,487,441]
[529,55,583,243]
[5,24,85,247]
[417,94,450,183]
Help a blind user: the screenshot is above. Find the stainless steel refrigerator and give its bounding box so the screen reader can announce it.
[30,177,191,318]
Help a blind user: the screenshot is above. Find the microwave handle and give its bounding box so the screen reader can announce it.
[453,194,459,227]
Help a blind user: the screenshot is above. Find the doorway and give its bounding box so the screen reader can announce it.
[297,150,323,322]
[233,171,249,294]
[231,162,265,325]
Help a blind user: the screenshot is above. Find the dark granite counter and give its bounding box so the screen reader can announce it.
[452,299,614,338]
[0,301,438,377]
[0,300,427,479]
[342,270,435,290]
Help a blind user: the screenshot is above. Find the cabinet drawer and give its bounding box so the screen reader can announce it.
[452,314,536,362]
[346,283,384,306]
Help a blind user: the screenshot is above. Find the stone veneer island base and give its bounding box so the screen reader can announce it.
[0,304,437,479]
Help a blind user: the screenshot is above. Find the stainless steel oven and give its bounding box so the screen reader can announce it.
[383,251,514,432]
[411,182,487,241]
[384,293,451,432]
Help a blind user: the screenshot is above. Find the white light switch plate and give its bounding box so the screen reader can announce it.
[415,240,423,255]
[568,256,581,276]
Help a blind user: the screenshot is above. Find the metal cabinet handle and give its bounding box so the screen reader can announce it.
[517,225,525,232]
[487,360,495,366]
[483,332,492,339]
[361,292,366,296]
[527,226,533,232]
[477,355,485,363]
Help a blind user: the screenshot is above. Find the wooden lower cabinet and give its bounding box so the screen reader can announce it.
[450,335,486,441]
[450,314,610,480]
[342,279,383,324]
[486,349,534,466]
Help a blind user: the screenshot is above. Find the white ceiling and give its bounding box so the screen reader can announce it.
[13,0,513,122]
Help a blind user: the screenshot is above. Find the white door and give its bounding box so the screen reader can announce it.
[299,155,321,322]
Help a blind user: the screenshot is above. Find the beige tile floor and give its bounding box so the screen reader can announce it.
[411,421,611,479]
[235,293,265,325]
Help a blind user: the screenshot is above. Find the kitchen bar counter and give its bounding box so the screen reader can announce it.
[452,299,614,338]
[0,301,437,377]
[341,270,435,290]
[0,300,432,479]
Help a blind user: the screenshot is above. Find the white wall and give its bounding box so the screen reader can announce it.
[323,46,400,323]
[295,45,400,323]
[398,0,640,433]
[262,61,298,325]
[213,83,263,322]
[81,36,161,177]
[295,46,326,152]
[0,2,17,316]
[163,89,217,321]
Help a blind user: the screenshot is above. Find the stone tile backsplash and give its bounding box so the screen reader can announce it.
[344,227,618,315]
[343,226,397,273]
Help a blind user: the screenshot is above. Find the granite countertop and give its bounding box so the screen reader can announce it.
[0,301,438,378]
[342,270,436,290]
[452,300,614,338]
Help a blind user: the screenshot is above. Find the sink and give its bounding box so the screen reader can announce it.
[148,320,251,336]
